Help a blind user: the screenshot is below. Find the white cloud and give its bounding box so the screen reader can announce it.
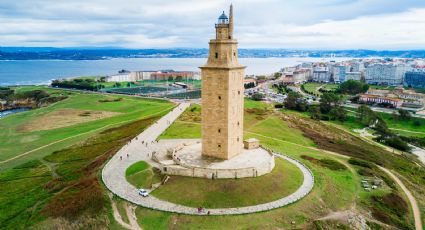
[0,0,424,49]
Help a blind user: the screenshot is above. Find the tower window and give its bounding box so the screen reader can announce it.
[215,52,218,58]
[237,137,239,142]
[218,96,221,100]
[218,144,221,148]
[233,52,236,57]
[218,129,221,133]
[237,122,240,126]
[238,90,240,95]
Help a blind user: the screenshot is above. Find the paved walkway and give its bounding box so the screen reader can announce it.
[102,102,314,215]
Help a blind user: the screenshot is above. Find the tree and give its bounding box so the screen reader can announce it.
[273,72,282,80]
[330,106,347,121]
[357,105,376,126]
[309,106,322,120]
[319,92,342,114]
[413,120,421,127]
[244,82,256,89]
[0,87,14,100]
[284,91,308,112]
[397,109,411,120]
[337,80,369,94]
[251,93,265,101]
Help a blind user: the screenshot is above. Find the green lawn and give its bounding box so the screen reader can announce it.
[148,99,419,229]
[0,86,174,171]
[0,110,165,229]
[151,158,303,208]
[149,100,363,229]
[126,161,164,189]
[302,82,323,96]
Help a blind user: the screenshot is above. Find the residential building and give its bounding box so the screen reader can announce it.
[332,65,346,83]
[365,64,408,86]
[359,94,403,108]
[313,67,331,82]
[150,70,199,81]
[106,70,136,82]
[404,69,425,88]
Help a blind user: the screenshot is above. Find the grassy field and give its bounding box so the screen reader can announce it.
[126,161,164,189]
[0,86,174,171]
[1,89,420,229]
[148,99,419,229]
[302,82,323,96]
[147,100,368,229]
[151,158,303,208]
[0,112,166,229]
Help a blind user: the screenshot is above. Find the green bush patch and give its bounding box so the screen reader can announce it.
[301,155,347,171]
[370,192,410,229]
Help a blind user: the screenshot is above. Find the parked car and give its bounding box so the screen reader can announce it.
[138,189,149,197]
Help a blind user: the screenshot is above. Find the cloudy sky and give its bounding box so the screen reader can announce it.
[1,0,425,50]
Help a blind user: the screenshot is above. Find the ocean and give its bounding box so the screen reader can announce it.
[0,57,350,86]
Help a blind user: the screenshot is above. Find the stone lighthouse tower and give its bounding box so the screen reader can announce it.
[200,5,245,160]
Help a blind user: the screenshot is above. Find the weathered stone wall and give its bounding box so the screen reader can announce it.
[160,147,275,179]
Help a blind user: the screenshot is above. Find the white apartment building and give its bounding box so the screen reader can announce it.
[313,67,331,82]
[106,71,136,82]
[292,69,310,83]
[365,64,409,86]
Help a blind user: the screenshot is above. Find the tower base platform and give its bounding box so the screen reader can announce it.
[152,139,275,179]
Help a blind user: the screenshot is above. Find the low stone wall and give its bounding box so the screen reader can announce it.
[162,161,274,179]
[160,145,275,179]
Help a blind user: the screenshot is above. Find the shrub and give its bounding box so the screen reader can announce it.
[337,80,369,95]
[348,158,374,169]
[301,155,347,171]
[318,159,347,171]
[251,93,265,101]
[357,168,375,177]
[413,120,421,127]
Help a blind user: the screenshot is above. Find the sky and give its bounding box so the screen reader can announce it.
[0,0,425,50]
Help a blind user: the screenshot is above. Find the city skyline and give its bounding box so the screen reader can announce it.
[1,0,425,49]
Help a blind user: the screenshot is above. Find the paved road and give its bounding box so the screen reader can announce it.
[102,102,314,215]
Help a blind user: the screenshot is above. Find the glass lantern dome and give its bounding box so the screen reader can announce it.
[218,11,229,24]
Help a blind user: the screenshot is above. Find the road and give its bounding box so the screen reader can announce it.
[102,102,314,215]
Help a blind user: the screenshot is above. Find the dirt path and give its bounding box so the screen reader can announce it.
[378,166,423,230]
[0,107,173,165]
[110,199,133,230]
[125,204,142,230]
[110,194,142,230]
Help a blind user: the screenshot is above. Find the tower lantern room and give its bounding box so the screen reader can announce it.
[218,11,229,24]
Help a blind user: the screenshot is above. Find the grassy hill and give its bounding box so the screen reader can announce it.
[0,86,174,170]
[0,93,422,229]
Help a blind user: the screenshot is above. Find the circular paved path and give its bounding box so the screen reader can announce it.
[102,102,314,215]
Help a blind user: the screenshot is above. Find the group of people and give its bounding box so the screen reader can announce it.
[197,207,211,215]
[117,105,182,162]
